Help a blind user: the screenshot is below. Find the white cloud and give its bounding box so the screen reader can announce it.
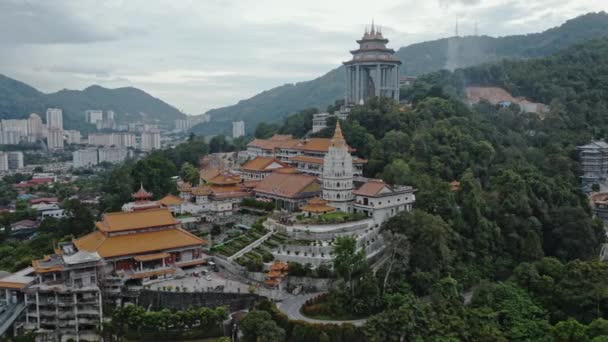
[0,0,605,114]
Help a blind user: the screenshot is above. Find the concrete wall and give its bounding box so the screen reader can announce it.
[137,290,259,312]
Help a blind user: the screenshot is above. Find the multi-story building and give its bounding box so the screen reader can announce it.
[253,169,321,211]
[46,108,63,130]
[0,206,207,341]
[88,133,136,148]
[84,110,103,125]
[8,151,24,170]
[240,157,287,181]
[1,119,29,144]
[0,152,9,171]
[246,134,366,176]
[174,115,209,132]
[73,149,99,169]
[352,179,415,225]
[64,130,81,145]
[27,113,45,139]
[178,170,251,216]
[96,111,116,130]
[577,141,608,186]
[140,130,161,151]
[24,244,103,342]
[343,23,401,105]
[232,121,245,138]
[98,147,128,164]
[311,107,350,133]
[47,128,64,150]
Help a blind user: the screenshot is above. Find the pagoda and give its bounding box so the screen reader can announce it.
[343,21,401,104]
[322,122,354,212]
[122,183,161,211]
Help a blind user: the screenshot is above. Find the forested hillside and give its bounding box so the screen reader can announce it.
[0,75,185,131]
[233,36,608,341]
[193,12,608,136]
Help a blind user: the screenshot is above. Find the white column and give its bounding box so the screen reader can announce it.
[73,293,79,342]
[24,294,29,325]
[35,292,40,329]
[377,64,381,96]
[98,291,103,325]
[395,65,400,101]
[4,289,8,305]
[355,65,360,103]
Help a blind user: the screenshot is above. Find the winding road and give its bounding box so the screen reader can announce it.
[276,293,367,327]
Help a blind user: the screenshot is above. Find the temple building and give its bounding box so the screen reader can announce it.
[322,122,354,211]
[240,157,288,181]
[344,22,401,105]
[0,207,206,341]
[246,134,366,176]
[75,208,206,283]
[253,168,321,211]
[177,168,250,217]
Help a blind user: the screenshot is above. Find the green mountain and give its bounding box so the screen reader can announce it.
[0,75,186,131]
[194,11,608,135]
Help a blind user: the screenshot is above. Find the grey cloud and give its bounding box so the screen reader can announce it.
[0,0,118,44]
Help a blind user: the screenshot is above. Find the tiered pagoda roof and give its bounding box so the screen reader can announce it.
[132,183,153,201]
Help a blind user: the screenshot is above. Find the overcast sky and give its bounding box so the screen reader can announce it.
[1,0,605,114]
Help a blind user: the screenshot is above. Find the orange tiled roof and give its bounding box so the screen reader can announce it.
[0,281,29,289]
[96,208,178,232]
[270,261,288,271]
[74,228,204,258]
[247,135,300,150]
[158,194,184,206]
[208,172,241,185]
[275,167,298,174]
[353,180,388,197]
[296,138,355,153]
[240,180,261,189]
[242,157,287,172]
[132,183,153,200]
[192,186,212,196]
[289,155,367,165]
[200,167,221,183]
[32,258,64,273]
[254,172,321,199]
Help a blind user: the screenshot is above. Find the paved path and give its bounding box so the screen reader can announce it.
[277,293,367,326]
[0,303,25,336]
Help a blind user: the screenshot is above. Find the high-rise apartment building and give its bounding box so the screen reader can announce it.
[47,128,64,150]
[7,151,24,170]
[140,130,161,151]
[85,110,103,124]
[73,149,99,168]
[46,108,63,130]
[232,121,245,138]
[27,113,44,139]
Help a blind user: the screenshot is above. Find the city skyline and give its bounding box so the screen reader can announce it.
[1,0,605,114]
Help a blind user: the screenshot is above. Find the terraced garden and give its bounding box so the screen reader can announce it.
[234,232,290,271]
[211,229,265,257]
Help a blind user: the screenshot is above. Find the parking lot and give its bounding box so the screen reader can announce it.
[147,266,250,293]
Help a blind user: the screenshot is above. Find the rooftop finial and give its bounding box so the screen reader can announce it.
[331,121,346,148]
[371,18,375,34]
